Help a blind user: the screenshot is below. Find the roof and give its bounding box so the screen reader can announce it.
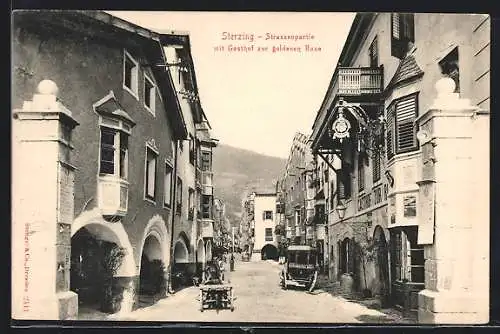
[386,52,424,91]
[13,10,189,140]
[288,245,316,251]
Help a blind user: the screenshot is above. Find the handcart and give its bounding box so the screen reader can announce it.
[198,284,235,312]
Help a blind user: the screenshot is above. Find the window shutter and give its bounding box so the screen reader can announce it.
[337,171,345,199]
[386,106,395,160]
[395,95,418,153]
[402,13,415,42]
[373,150,381,182]
[262,211,266,220]
[391,13,404,58]
[392,13,400,39]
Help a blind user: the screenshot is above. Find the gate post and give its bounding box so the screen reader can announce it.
[416,78,489,324]
[12,80,79,320]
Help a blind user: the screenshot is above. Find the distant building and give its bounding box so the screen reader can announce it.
[251,192,278,261]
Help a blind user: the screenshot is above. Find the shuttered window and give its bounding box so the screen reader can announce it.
[386,106,395,160]
[387,93,419,158]
[373,150,381,182]
[391,13,415,59]
[358,158,365,191]
[395,94,418,153]
[369,36,378,67]
[337,168,352,200]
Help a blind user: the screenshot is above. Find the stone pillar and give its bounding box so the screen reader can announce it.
[12,80,79,320]
[416,78,489,324]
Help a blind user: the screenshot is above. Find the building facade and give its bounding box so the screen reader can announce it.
[11,11,217,320]
[162,32,218,289]
[276,133,329,270]
[243,192,278,261]
[309,13,489,323]
[239,192,256,256]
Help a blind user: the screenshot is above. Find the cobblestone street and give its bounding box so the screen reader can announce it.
[112,259,411,323]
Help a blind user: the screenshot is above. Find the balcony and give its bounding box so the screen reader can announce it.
[98,175,128,217]
[332,67,383,99]
[201,219,214,239]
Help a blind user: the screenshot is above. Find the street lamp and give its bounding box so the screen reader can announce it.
[336,200,347,220]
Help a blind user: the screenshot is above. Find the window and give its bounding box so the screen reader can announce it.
[201,151,211,171]
[99,127,129,178]
[387,93,419,159]
[373,150,381,182]
[189,135,195,165]
[369,36,378,67]
[188,188,195,220]
[145,146,158,200]
[340,238,355,274]
[337,168,352,200]
[164,163,173,207]
[176,177,183,214]
[144,75,156,114]
[294,209,300,225]
[265,228,273,241]
[123,51,139,98]
[263,210,273,220]
[439,47,460,94]
[202,195,212,219]
[391,228,424,283]
[358,158,365,192]
[391,13,415,59]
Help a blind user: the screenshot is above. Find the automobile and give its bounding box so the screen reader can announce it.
[279,245,318,292]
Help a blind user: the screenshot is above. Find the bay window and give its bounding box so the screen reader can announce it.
[99,126,129,179]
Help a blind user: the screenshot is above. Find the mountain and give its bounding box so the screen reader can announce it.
[212,144,287,227]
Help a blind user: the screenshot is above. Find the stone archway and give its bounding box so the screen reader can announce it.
[138,234,166,306]
[136,215,169,306]
[172,235,190,290]
[261,244,279,261]
[373,226,390,306]
[70,210,136,315]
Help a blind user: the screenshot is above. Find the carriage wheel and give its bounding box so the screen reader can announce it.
[308,271,318,292]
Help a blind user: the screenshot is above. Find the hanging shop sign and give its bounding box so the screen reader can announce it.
[332,110,351,140]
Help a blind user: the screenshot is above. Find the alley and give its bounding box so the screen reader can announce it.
[113,259,407,323]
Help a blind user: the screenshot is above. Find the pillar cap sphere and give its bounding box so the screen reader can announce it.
[435,77,456,95]
[37,80,59,96]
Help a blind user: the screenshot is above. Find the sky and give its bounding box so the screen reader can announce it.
[108,11,355,159]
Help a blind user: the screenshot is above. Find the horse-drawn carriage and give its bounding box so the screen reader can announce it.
[197,259,236,312]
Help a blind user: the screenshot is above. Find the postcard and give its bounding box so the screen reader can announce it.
[11,10,490,324]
